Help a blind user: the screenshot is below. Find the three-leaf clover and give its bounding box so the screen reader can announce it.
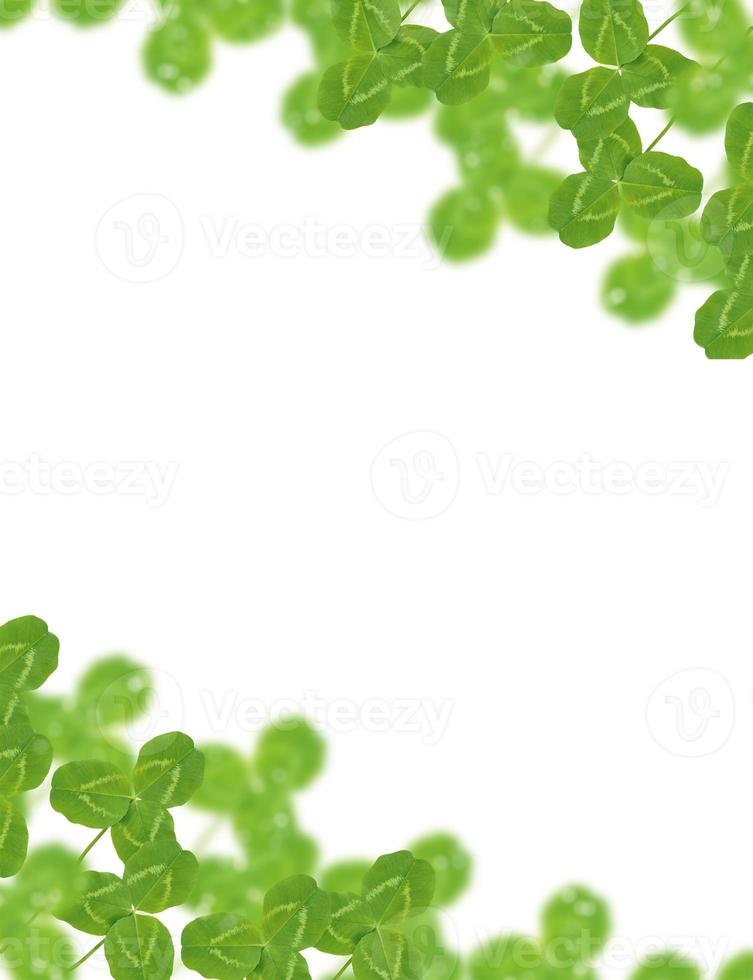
[318,0,438,128]
[317,850,435,980]
[181,874,330,979]
[48,731,204,979]
[422,0,571,107]
[550,141,703,248]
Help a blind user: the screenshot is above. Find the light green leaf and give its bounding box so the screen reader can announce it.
[695,287,753,359]
[554,67,628,139]
[549,172,621,247]
[75,655,152,729]
[132,731,204,807]
[410,833,472,907]
[262,874,330,949]
[7,843,80,910]
[540,885,612,965]
[360,851,435,926]
[143,10,212,96]
[192,744,249,812]
[422,30,492,105]
[577,116,641,180]
[630,952,702,980]
[56,870,131,936]
[621,151,703,219]
[578,0,647,65]
[2,919,78,978]
[0,799,28,878]
[382,85,433,116]
[186,856,262,919]
[379,25,439,85]
[0,685,29,726]
[255,718,326,791]
[0,616,58,692]
[124,840,199,913]
[602,252,676,322]
[429,186,500,260]
[621,44,695,109]
[50,760,132,828]
[503,166,565,233]
[205,0,283,42]
[51,0,122,24]
[666,59,747,135]
[718,952,753,980]
[468,934,542,980]
[0,0,34,26]
[678,0,747,55]
[181,913,264,979]
[111,799,177,863]
[725,102,753,180]
[701,185,753,258]
[332,0,402,51]
[318,56,391,129]
[0,726,52,796]
[242,827,319,890]
[282,72,343,147]
[105,913,175,980]
[321,860,371,894]
[490,0,572,67]
[353,928,424,980]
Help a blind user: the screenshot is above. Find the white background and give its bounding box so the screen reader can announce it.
[1,4,753,978]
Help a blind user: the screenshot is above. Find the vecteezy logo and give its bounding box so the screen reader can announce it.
[95,194,184,283]
[370,431,459,519]
[646,668,735,758]
[646,203,725,284]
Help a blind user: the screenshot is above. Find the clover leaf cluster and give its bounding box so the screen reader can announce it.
[0,616,58,879]
[6,0,753,353]
[49,730,205,976]
[316,0,573,129]
[3,615,753,980]
[694,103,753,357]
[185,719,326,918]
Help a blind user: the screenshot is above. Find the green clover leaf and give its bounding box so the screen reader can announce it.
[0,616,59,692]
[56,870,132,935]
[181,913,264,979]
[578,0,648,66]
[50,760,133,828]
[104,913,175,980]
[0,799,28,878]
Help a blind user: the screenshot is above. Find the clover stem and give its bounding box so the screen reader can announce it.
[401,0,422,21]
[68,938,105,971]
[77,827,108,864]
[647,3,688,40]
[333,956,353,979]
[646,117,675,152]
